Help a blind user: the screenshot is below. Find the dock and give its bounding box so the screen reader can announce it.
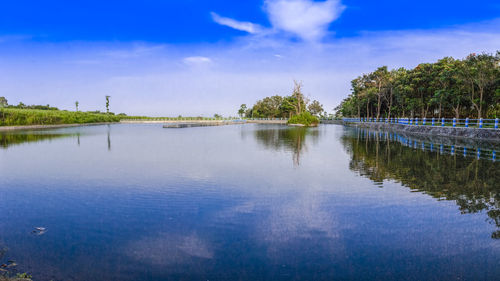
[163,121,246,128]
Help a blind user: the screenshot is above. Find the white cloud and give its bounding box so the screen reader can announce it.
[211,12,263,34]
[265,0,345,41]
[183,56,212,65]
[104,45,166,59]
[65,59,102,65]
[212,0,345,41]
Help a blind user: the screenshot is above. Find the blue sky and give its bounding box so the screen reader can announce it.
[0,0,499,116]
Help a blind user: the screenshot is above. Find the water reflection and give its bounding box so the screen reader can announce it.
[126,233,213,266]
[342,127,500,239]
[250,126,320,165]
[0,131,75,149]
[0,127,114,151]
[107,125,111,151]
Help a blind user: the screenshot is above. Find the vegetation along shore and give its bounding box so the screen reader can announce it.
[0,97,121,127]
[335,52,500,120]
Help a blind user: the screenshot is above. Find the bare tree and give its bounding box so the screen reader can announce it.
[292,80,306,115]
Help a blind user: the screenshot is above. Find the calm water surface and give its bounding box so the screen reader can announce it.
[0,124,499,281]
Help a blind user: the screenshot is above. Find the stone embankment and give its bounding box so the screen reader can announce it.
[346,122,500,141]
[320,119,343,125]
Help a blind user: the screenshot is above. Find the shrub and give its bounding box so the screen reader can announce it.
[287,112,319,126]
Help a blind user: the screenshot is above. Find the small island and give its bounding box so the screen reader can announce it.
[238,80,324,127]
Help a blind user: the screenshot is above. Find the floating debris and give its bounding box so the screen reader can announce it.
[31,227,47,235]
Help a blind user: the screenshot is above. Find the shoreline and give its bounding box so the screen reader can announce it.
[0,122,119,132]
[0,119,289,131]
[345,122,500,142]
[122,119,288,124]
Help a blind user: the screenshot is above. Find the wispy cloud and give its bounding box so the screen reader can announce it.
[212,0,346,41]
[211,12,263,34]
[183,56,212,66]
[103,44,166,59]
[65,59,102,65]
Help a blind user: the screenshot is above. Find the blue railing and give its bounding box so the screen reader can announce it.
[343,117,499,129]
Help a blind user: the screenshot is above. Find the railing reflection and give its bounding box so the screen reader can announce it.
[357,129,497,161]
[342,127,500,239]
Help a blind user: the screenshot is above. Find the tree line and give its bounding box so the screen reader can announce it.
[335,51,500,120]
[238,81,325,119]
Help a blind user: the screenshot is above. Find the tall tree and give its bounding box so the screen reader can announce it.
[308,100,324,116]
[291,80,307,115]
[279,96,296,118]
[75,101,79,112]
[0,97,7,107]
[463,52,500,119]
[385,68,406,119]
[105,95,111,113]
[238,104,247,117]
[370,66,390,120]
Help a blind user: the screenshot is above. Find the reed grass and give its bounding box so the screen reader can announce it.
[0,108,120,126]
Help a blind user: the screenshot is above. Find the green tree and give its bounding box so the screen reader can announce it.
[75,101,79,112]
[277,96,294,118]
[238,104,247,117]
[370,66,390,120]
[0,97,7,107]
[253,95,283,118]
[307,100,324,116]
[463,52,500,119]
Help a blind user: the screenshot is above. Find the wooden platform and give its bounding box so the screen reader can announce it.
[163,121,245,128]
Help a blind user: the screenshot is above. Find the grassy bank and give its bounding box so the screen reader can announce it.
[0,108,120,126]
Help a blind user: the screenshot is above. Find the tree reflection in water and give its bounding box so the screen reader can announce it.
[0,131,75,149]
[252,126,320,166]
[342,127,500,239]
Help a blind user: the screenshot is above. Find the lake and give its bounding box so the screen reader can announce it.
[1,124,499,281]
